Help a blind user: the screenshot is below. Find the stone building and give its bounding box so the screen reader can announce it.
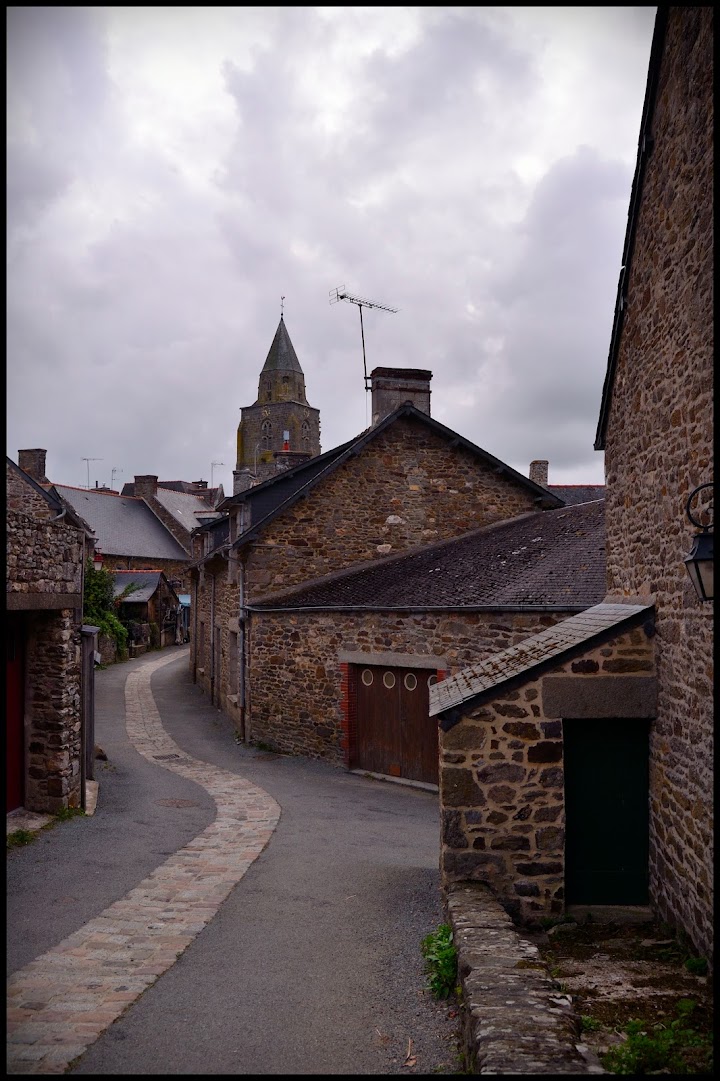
[233,316,321,494]
[189,360,611,781]
[6,455,95,813]
[430,7,713,964]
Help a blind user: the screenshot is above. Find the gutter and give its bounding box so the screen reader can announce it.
[244,603,593,615]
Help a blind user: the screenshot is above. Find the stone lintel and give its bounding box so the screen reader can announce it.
[338,650,447,669]
[6,592,82,611]
[542,675,657,719]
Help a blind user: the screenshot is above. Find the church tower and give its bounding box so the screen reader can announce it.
[233,316,321,494]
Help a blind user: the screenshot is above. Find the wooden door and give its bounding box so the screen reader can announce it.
[6,615,25,812]
[355,666,438,785]
[564,717,649,904]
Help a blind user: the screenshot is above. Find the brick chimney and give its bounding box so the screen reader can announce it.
[18,449,49,484]
[134,474,158,499]
[529,460,549,487]
[370,368,432,425]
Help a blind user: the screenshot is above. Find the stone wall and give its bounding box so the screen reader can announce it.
[101,554,192,593]
[244,415,543,600]
[602,8,713,963]
[7,460,87,813]
[439,624,656,926]
[245,609,571,763]
[7,467,84,600]
[23,608,83,811]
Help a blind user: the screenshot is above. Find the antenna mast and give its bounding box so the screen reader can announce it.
[330,286,398,391]
[211,461,224,487]
[82,457,103,489]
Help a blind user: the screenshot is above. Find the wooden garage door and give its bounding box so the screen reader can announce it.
[564,717,649,904]
[355,666,438,785]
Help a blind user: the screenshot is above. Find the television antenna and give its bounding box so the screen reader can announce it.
[330,286,398,391]
[211,461,225,487]
[82,457,103,489]
[111,467,123,491]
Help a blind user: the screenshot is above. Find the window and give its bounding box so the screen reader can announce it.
[301,420,310,447]
[261,419,272,449]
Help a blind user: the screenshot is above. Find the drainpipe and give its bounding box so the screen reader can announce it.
[238,553,247,743]
[210,570,216,704]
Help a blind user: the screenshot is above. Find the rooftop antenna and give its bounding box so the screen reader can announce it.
[111,467,122,491]
[330,286,398,392]
[82,457,103,489]
[211,461,224,487]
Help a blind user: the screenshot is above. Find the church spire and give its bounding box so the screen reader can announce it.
[261,316,304,376]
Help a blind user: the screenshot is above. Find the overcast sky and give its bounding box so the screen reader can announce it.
[7,6,656,493]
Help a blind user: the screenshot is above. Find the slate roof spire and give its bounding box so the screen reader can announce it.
[261,315,304,375]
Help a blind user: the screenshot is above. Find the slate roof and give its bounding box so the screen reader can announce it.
[429,601,654,719]
[112,570,176,605]
[548,484,605,505]
[261,316,303,373]
[153,487,223,531]
[51,486,189,560]
[249,499,606,611]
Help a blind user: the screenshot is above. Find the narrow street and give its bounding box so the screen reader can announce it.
[7,648,460,1075]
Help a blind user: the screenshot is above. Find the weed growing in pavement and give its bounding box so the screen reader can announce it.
[421,924,459,1000]
[580,1015,602,1033]
[601,998,713,1075]
[54,806,85,822]
[685,956,709,976]
[6,829,36,849]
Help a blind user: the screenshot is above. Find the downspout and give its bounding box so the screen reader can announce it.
[210,570,216,704]
[238,552,248,743]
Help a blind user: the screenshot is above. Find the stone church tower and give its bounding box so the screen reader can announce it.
[233,316,321,494]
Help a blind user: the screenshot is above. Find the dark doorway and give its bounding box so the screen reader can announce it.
[354,665,438,785]
[564,717,649,904]
[6,615,25,812]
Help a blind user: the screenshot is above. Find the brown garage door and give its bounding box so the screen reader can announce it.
[355,665,438,785]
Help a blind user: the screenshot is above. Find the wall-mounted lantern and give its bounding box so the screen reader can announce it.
[683,483,713,602]
[92,548,104,572]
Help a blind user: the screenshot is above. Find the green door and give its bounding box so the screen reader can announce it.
[564,717,649,904]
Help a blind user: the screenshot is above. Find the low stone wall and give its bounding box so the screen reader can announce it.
[447,883,602,1074]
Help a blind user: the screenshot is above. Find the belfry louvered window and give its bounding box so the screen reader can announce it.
[261,420,272,448]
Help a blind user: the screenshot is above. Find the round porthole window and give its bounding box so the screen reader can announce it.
[383,671,396,689]
[361,669,373,686]
[427,674,438,687]
[404,673,417,691]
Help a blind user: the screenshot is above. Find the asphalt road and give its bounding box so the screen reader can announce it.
[7,648,460,1074]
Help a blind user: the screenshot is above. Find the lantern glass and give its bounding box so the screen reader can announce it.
[684,532,714,602]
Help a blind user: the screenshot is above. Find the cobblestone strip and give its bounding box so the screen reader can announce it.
[7,649,281,1075]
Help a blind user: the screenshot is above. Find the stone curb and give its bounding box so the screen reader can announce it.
[7,648,281,1075]
[447,884,605,1074]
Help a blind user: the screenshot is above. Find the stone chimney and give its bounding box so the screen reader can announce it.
[18,449,49,484]
[370,368,432,425]
[529,460,549,487]
[134,474,158,500]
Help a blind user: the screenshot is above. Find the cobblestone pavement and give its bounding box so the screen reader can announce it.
[6,648,280,1075]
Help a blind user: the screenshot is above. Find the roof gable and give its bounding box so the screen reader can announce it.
[429,602,654,720]
[226,403,563,552]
